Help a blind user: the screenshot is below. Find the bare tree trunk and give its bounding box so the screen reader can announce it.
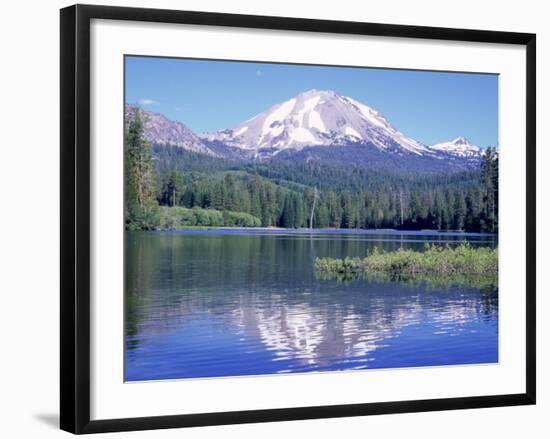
[138,181,144,209]
[309,187,318,229]
[137,159,145,208]
[399,189,404,226]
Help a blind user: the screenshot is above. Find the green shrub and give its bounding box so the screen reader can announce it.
[223,210,262,227]
[315,243,498,279]
[156,206,262,230]
[126,204,161,231]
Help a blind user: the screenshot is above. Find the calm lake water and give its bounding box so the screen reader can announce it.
[125,229,498,381]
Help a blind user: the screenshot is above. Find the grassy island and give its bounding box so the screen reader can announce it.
[315,244,498,287]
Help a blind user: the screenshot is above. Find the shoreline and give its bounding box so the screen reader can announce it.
[143,226,497,237]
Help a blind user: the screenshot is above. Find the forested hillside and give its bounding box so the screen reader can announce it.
[125,108,498,232]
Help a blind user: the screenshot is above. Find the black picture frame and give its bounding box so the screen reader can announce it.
[60,4,536,434]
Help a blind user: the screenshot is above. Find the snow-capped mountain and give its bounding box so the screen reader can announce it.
[127,91,488,173]
[203,89,432,157]
[125,104,216,156]
[429,137,481,158]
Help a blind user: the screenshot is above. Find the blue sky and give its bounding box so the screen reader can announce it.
[125,56,498,148]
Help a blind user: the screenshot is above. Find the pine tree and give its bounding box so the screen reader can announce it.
[315,200,329,228]
[210,181,226,211]
[293,193,304,228]
[341,193,355,228]
[466,188,483,232]
[248,175,262,219]
[158,168,182,207]
[454,191,467,231]
[281,194,295,228]
[326,191,341,228]
[125,108,158,230]
[433,191,445,230]
[223,174,237,211]
[443,189,455,230]
[482,147,499,232]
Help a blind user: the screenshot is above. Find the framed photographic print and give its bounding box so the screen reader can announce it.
[60,4,536,434]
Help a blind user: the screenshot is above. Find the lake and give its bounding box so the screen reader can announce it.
[125,229,498,381]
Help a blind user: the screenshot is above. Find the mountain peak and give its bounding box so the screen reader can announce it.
[452,136,471,145]
[203,89,430,156]
[430,137,480,157]
[296,89,337,97]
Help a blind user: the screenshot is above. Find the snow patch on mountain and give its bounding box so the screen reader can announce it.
[345,126,361,138]
[234,126,248,136]
[342,96,388,130]
[430,137,481,157]
[308,108,326,133]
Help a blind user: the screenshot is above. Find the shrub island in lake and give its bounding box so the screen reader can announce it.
[314,243,498,287]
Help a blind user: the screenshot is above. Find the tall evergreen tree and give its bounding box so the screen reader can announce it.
[482,147,499,232]
[454,191,467,231]
[293,192,305,228]
[125,108,158,230]
[341,193,355,229]
[326,191,341,228]
[280,194,295,228]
